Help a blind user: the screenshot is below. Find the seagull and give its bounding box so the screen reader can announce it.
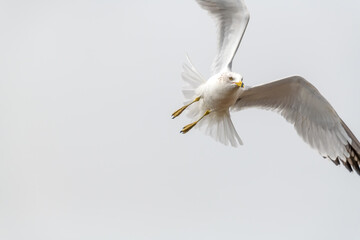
[171,0,360,175]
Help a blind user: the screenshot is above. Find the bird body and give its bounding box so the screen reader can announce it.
[171,0,360,175]
[201,72,244,112]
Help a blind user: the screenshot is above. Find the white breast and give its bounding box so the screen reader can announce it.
[201,74,243,111]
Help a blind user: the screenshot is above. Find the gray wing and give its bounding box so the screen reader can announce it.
[233,76,360,175]
[196,0,250,75]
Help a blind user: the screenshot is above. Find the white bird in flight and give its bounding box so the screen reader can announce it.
[172,0,360,175]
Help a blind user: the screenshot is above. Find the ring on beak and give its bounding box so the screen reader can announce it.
[235,81,244,88]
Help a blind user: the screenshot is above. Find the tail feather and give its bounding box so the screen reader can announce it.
[198,110,243,147]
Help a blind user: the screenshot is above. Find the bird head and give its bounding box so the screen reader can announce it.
[221,72,244,88]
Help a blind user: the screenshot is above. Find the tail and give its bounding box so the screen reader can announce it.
[198,110,243,147]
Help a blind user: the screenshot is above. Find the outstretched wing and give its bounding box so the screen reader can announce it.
[233,76,360,175]
[196,0,250,75]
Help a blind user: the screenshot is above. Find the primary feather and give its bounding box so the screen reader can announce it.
[232,76,360,174]
[196,0,250,74]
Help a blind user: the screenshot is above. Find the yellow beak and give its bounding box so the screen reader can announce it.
[235,80,244,88]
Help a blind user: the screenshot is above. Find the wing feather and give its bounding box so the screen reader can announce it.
[196,0,250,75]
[233,76,360,174]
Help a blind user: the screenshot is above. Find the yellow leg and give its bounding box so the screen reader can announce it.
[172,97,200,119]
[180,110,211,134]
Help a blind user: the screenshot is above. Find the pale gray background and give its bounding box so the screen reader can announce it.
[1,0,360,239]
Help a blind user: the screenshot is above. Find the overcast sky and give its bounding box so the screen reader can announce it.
[1,0,360,239]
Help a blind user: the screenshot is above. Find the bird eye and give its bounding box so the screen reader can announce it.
[229,77,234,81]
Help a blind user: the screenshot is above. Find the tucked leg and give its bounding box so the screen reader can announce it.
[171,97,200,119]
[180,110,211,134]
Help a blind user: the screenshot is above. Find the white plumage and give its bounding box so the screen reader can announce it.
[172,0,360,175]
[197,0,250,75]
